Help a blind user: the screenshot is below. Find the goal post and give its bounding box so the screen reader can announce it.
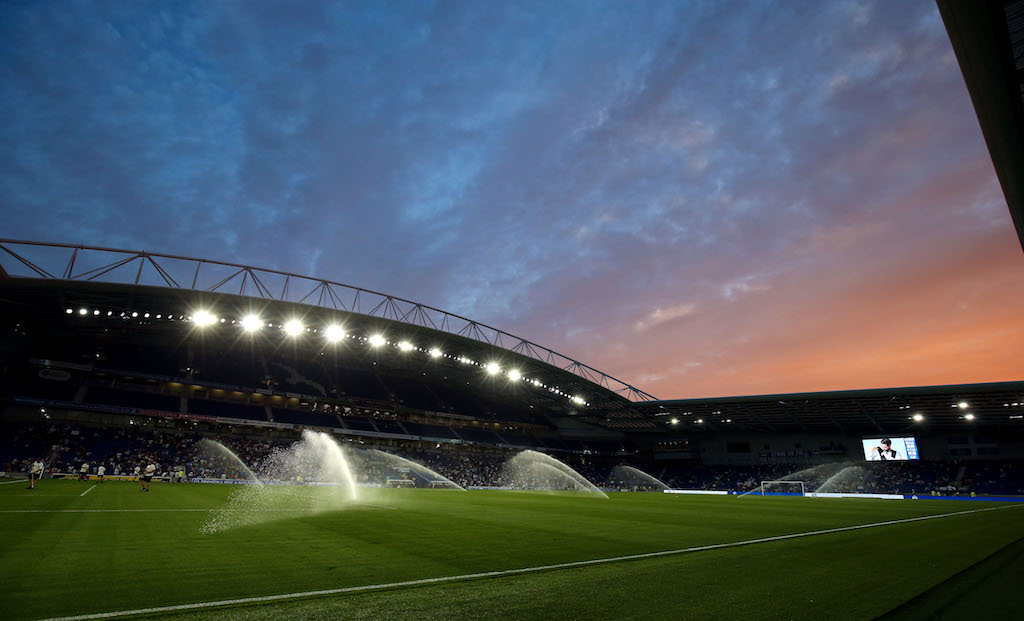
[761,480,806,496]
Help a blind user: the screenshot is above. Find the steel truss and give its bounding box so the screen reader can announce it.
[0,239,657,402]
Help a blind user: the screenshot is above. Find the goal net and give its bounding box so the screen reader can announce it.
[761,480,806,496]
[428,480,460,489]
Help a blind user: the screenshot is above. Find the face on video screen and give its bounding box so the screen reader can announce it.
[862,437,919,461]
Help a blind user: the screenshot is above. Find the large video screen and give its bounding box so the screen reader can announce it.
[862,437,919,461]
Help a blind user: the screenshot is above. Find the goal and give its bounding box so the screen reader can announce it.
[386,479,416,488]
[428,480,460,489]
[761,480,806,496]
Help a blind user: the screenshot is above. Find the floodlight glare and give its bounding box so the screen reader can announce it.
[958,401,969,409]
[368,334,385,347]
[913,413,924,422]
[964,413,976,421]
[324,325,345,342]
[66,308,73,314]
[241,315,263,332]
[193,310,217,327]
[78,308,88,315]
[398,341,413,351]
[508,369,521,381]
[485,362,500,375]
[669,418,679,425]
[284,320,304,336]
[429,348,442,358]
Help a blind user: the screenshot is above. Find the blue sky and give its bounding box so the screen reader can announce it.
[2,0,1022,398]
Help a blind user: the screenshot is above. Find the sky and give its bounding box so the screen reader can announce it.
[2,0,1022,400]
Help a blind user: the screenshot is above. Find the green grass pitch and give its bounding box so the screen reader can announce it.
[0,478,1021,620]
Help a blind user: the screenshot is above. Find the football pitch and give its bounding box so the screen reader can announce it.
[1,479,1021,621]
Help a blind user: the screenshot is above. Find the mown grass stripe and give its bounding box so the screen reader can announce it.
[33,504,1018,621]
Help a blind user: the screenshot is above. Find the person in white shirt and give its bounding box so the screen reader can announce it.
[97,465,106,483]
[29,460,44,490]
[868,438,899,461]
[79,463,90,481]
[132,465,141,478]
[140,462,156,492]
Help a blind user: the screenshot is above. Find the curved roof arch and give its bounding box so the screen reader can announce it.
[0,239,656,403]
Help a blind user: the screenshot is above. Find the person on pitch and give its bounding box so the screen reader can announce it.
[869,438,899,461]
[140,462,156,492]
[28,459,43,489]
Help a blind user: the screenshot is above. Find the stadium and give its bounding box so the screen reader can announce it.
[1,235,1022,621]
[4,2,1024,621]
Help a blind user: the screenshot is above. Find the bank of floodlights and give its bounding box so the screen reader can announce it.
[241,315,263,332]
[63,305,593,408]
[193,310,217,327]
[324,325,345,342]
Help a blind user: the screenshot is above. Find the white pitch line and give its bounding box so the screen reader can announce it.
[0,479,29,485]
[1,505,398,513]
[33,504,1019,621]
[78,485,97,497]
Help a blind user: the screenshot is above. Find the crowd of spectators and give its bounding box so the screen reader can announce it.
[3,420,1023,496]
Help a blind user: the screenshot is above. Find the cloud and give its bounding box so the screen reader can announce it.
[1,0,1020,399]
[634,303,696,333]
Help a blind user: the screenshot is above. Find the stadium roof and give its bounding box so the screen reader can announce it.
[0,239,653,417]
[939,0,1024,253]
[591,381,1024,434]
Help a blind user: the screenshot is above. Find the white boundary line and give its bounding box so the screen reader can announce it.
[1,504,397,514]
[79,485,97,497]
[0,479,28,485]
[34,504,1019,621]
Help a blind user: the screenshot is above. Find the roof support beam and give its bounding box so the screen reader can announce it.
[852,399,885,434]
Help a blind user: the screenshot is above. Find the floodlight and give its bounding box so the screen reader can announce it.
[508,369,521,381]
[132,311,139,318]
[696,418,704,423]
[958,401,969,409]
[66,308,73,314]
[964,413,976,421]
[78,308,88,315]
[93,310,100,316]
[485,362,500,375]
[284,320,304,336]
[398,341,413,351]
[241,315,263,332]
[193,310,216,327]
[324,325,345,342]
[912,413,924,422]
[368,334,385,347]
[429,348,442,358]
[670,418,679,425]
